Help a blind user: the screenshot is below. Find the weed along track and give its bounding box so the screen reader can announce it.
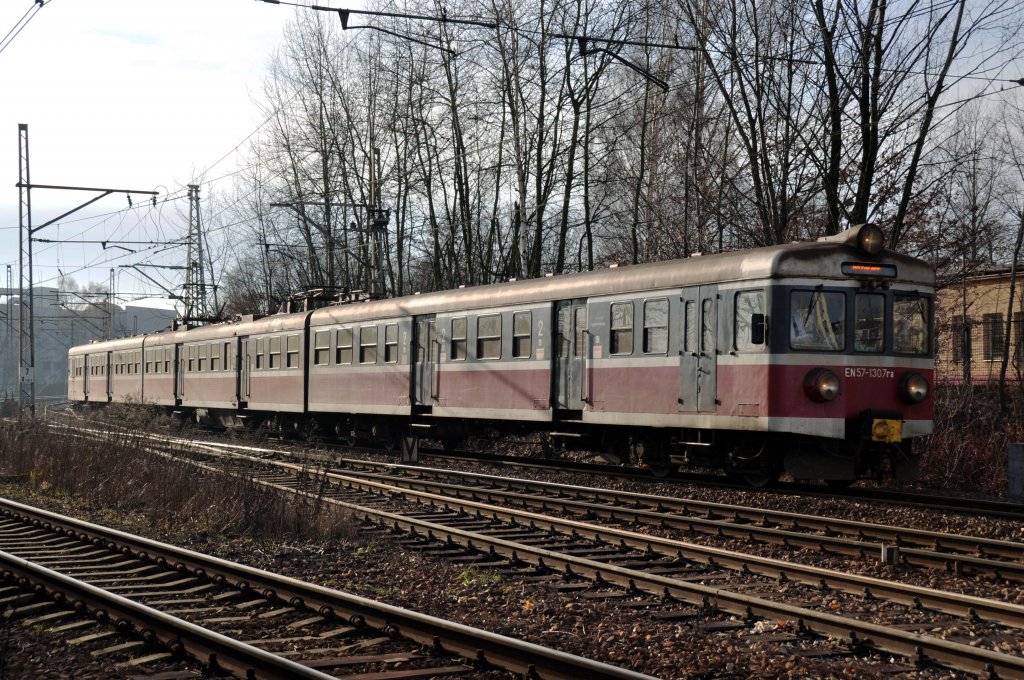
[131,435,1024,678]
[0,496,656,680]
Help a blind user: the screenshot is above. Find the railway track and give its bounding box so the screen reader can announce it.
[50,405,1024,520]
[153,435,1024,581]
[0,495,656,680]
[124,434,1024,678]
[326,459,1024,578]
[412,447,1024,521]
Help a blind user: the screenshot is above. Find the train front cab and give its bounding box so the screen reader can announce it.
[765,255,934,483]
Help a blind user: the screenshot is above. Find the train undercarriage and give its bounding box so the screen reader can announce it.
[173,405,919,488]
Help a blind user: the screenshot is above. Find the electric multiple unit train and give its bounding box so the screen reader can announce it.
[68,224,935,484]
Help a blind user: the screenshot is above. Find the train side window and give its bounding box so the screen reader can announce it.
[224,342,232,371]
[135,351,141,375]
[269,336,281,369]
[610,302,634,355]
[790,290,845,351]
[734,291,766,351]
[211,343,221,371]
[574,307,588,357]
[199,344,208,372]
[702,299,716,353]
[854,293,885,353]
[643,299,669,354]
[360,326,378,364]
[512,311,532,358]
[314,331,331,365]
[683,301,697,353]
[556,307,570,358]
[165,348,171,373]
[255,339,264,369]
[451,317,467,360]
[336,328,353,364]
[477,314,501,359]
[145,351,152,374]
[286,335,300,368]
[384,324,399,363]
[187,346,195,372]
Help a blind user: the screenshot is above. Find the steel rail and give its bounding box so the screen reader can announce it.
[397,446,1024,521]
[162,450,1024,679]
[326,460,1024,580]
[50,407,1024,521]
[0,548,337,680]
[173,443,1024,632]
[0,497,658,680]
[157,436,1024,565]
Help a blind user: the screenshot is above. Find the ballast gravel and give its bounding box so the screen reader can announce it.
[0,475,980,680]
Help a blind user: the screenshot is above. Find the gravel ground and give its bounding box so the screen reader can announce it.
[0,476,977,680]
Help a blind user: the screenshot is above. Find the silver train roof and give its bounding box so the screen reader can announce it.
[71,227,934,352]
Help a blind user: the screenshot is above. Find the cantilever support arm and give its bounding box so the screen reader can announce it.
[15,182,159,234]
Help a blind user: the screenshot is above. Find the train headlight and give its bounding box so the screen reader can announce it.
[856,224,884,256]
[901,373,930,403]
[804,368,841,402]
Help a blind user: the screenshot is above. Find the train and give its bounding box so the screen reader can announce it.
[67,224,935,485]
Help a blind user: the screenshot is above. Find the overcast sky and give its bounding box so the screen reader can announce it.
[0,0,332,305]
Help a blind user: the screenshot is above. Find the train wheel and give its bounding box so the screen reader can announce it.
[635,436,675,478]
[825,479,855,490]
[741,473,777,488]
[729,439,779,488]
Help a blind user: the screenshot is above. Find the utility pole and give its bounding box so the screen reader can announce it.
[14,123,158,416]
[107,268,114,339]
[18,124,34,415]
[367,147,390,299]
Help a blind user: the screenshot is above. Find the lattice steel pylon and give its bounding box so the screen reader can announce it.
[181,184,211,326]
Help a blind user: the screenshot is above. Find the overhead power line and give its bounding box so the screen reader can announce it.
[257,0,1024,87]
[0,0,49,57]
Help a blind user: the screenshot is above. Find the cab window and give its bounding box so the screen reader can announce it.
[894,295,930,355]
[790,290,845,351]
[854,293,885,353]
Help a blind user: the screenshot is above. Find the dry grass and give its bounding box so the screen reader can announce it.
[916,384,1023,496]
[0,413,357,543]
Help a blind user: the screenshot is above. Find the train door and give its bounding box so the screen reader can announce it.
[553,299,588,412]
[82,356,91,399]
[104,353,112,402]
[174,345,184,404]
[412,316,436,408]
[680,286,718,412]
[239,336,250,406]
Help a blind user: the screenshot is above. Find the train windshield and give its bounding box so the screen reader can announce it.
[894,295,930,355]
[790,290,846,351]
[854,293,885,352]
[787,289,932,355]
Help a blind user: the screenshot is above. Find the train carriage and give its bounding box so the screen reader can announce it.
[67,224,935,484]
[107,336,146,403]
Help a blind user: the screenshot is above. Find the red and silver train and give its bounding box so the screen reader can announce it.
[67,225,934,484]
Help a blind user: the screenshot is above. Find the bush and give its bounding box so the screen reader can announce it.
[916,383,1022,496]
[0,417,356,542]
